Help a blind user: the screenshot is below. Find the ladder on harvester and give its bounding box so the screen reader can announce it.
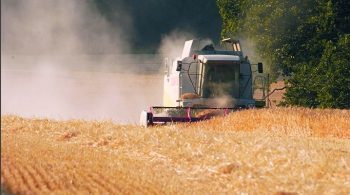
[253,74,269,107]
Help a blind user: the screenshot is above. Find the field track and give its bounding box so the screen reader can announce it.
[1,108,350,194]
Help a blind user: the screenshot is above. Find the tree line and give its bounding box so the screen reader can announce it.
[217,0,350,108]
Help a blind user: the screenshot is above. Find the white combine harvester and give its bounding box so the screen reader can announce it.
[140,38,264,126]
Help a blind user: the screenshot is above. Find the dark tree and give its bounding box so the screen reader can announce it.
[217,0,350,108]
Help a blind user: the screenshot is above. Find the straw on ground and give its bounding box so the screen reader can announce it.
[1,108,350,194]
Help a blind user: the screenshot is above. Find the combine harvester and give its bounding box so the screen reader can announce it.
[140,38,266,126]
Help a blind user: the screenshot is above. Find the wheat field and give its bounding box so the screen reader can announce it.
[1,108,350,194]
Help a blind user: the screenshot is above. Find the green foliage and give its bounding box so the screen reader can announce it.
[216,0,245,37]
[217,0,350,108]
[315,35,350,108]
[282,65,319,107]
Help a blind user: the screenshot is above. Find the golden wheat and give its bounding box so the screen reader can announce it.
[1,108,350,194]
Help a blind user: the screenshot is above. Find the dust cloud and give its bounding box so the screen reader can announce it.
[1,0,163,123]
[158,30,194,61]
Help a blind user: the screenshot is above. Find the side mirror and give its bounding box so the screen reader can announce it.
[258,62,263,73]
[176,61,182,71]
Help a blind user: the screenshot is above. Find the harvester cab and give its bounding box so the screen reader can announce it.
[140,38,265,126]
